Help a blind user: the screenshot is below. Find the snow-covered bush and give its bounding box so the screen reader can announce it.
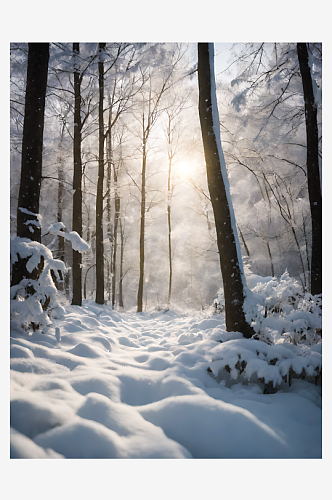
[210,266,322,393]
[11,225,90,334]
[244,270,322,346]
[214,267,322,346]
[208,337,322,394]
[10,237,67,333]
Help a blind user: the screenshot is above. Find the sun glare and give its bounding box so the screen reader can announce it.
[176,161,192,176]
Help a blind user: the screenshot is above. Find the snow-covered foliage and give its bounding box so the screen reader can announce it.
[215,266,321,342]
[212,266,321,393]
[10,237,67,333]
[10,227,89,333]
[10,303,321,458]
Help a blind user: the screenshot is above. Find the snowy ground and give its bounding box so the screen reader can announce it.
[10,301,321,459]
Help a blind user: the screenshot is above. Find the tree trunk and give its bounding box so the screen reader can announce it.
[197,43,254,338]
[137,140,146,312]
[72,42,83,305]
[95,43,106,305]
[112,183,120,308]
[297,43,322,296]
[119,218,124,310]
[238,226,250,257]
[167,153,172,306]
[266,239,274,277]
[56,132,65,291]
[106,104,113,303]
[11,43,49,288]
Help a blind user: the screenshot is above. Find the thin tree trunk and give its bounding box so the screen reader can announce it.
[11,43,49,288]
[198,42,254,338]
[119,218,124,310]
[112,181,120,308]
[137,139,146,312]
[266,240,274,277]
[95,43,106,305]
[297,43,322,296]
[72,42,83,305]
[302,213,311,291]
[57,132,65,291]
[238,226,250,257]
[167,153,172,306]
[106,103,113,303]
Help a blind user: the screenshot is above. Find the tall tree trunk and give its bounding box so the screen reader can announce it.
[11,43,49,288]
[106,103,113,302]
[137,139,146,312]
[198,42,254,338]
[112,177,120,308]
[72,42,83,305]
[95,43,106,305]
[56,132,65,291]
[167,149,172,306]
[297,43,322,296]
[119,218,124,310]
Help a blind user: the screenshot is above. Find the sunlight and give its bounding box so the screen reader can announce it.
[176,161,193,176]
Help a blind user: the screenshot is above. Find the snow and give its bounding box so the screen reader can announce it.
[47,222,90,253]
[10,302,321,460]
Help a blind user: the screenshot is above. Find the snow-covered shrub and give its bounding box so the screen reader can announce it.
[11,223,90,334]
[210,266,322,392]
[213,267,322,346]
[10,237,67,333]
[208,337,322,394]
[244,270,322,346]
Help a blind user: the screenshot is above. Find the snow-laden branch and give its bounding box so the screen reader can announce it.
[47,222,90,253]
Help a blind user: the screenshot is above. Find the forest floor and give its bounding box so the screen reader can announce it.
[10,302,322,459]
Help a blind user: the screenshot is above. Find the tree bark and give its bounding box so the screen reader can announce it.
[15,43,49,242]
[119,218,124,309]
[137,139,146,312]
[167,147,173,306]
[95,43,106,304]
[56,130,65,291]
[106,104,113,302]
[112,182,120,308]
[11,43,49,288]
[297,43,322,296]
[198,43,254,338]
[72,42,83,305]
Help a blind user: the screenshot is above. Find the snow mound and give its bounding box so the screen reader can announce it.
[138,394,290,458]
[10,428,64,459]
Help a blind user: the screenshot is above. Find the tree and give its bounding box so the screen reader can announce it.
[72,42,83,305]
[134,44,185,312]
[197,42,254,338]
[11,43,49,288]
[163,93,188,305]
[95,43,106,305]
[225,42,321,294]
[297,43,322,296]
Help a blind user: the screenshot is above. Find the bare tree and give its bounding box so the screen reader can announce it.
[72,42,83,305]
[164,93,188,305]
[95,43,106,305]
[134,45,185,312]
[198,42,254,338]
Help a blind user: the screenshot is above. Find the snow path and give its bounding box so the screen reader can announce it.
[10,303,321,458]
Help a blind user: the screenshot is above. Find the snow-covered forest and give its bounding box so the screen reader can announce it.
[9,35,323,491]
